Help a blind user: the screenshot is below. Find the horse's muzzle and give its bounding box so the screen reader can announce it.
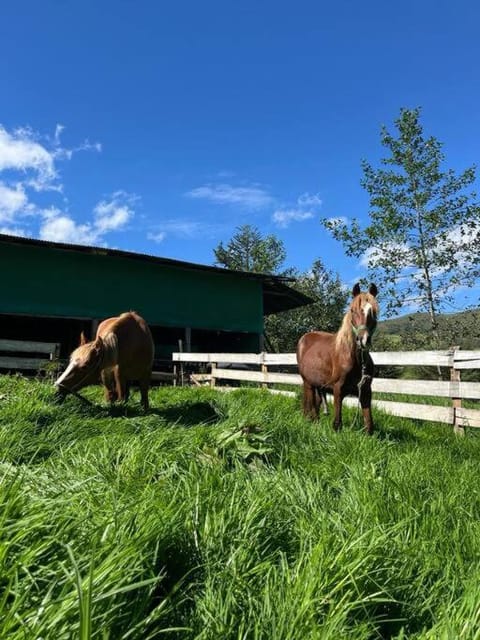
[53,384,67,403]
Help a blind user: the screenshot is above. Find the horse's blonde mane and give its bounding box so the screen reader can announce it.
[335,310,355,351]
[100,332,119,368]
[71,332,118,369]
[73,343,93,360]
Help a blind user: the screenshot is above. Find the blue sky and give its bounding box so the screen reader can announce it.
[1,0,479,310]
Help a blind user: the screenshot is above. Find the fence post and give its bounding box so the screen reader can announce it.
[210,362,217,388]
[450,346,464,436]
[178,339,184,387]
[261,352,268,389]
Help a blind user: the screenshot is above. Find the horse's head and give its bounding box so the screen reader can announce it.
[350,283,379,348]
[54,337,104,396]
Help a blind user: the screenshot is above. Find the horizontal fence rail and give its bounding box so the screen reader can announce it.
[172,349,480,433]
[0,339,60,372]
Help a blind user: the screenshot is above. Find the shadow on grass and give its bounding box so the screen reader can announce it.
[151,402,221,427]
[50,394,222,428]
[374,425,422,444]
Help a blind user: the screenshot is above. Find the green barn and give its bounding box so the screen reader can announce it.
[0,234,311,366]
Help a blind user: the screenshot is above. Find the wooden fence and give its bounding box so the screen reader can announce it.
[172,349,480,433]
[0,339,60,373]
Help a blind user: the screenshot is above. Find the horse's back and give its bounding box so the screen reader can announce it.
[296,331,334,361]
[98,312,154,377]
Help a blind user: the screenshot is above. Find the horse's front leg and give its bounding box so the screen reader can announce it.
[359,377,374,435]
[332,381,343,431]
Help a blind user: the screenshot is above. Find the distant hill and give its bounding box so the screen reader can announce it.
[376,308,480,350]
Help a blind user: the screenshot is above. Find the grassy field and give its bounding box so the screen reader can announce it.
[2,376,480,639]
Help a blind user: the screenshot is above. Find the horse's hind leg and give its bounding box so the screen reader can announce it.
[317,387,328,415]
[102,370,118,404]
[139,375,150,413]
[359,378,374,435]
[302,382,318,420]
[113,366,128,405]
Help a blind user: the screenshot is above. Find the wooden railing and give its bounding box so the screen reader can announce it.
[172,349,480,433]
[0,339,60,373]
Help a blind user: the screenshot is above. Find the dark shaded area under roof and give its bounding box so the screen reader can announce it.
[0,233,313,315]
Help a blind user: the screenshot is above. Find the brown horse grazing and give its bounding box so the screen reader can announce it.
[296,283,379,434]
[55,311,154,412]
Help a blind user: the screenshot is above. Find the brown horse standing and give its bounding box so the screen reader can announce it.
[55,311,154,412]
[296,283,379,434]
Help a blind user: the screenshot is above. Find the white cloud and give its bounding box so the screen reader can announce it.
[186,183,274,210]
[0,123,103,240]
[54,124,65,146]
[269,189,322,227]
[297,192,322,208]
[359,242,412,268]
[39,192,135,245]
[359,246,382,268]
[155,220,203,237]
[443,223,480,256]
[93,192,134,232]
[0,123,136,248]
[40,215,98,244]
[147,219,223,244]
[0,125,57,190]
[0,225,27,237]
[147,231,167,243]
[0,182,28,222]
[166,221,203,236]
[272,208,314,228]
[185,180,324,233]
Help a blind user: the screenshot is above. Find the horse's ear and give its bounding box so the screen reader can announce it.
[352,283,361,297]
[369,283,378,297]
[79,331,87,345]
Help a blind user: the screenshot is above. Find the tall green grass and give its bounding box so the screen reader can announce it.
[1,375,480,638]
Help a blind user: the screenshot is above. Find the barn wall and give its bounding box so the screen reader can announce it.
[1,241,263,333]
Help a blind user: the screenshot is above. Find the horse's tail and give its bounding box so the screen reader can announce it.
[296,333,308,365]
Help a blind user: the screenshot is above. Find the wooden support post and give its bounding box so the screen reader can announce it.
[51,343,61,361]
[210,362,217,388]
[178,339,184,387]
[451,346,464,436]
[258,333,265,352]
[261,361,268,389]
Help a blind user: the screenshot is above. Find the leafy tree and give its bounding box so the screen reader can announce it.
[264,259,348,352]
[213,227,347,352]
[214,224,289,275]
[322,107,480,346]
